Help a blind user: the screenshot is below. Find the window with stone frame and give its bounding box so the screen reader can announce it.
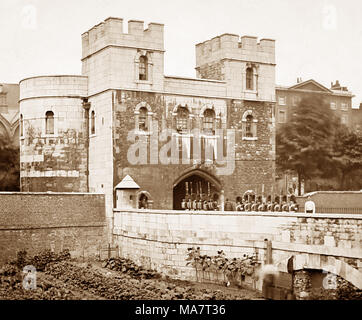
[278,110,286,123]
[341,103,348,111]
[138,107,148,131]
[139,55,148,80]
[90,110,95,135]
[45,111,54,135]
[242,110,257,139]
[278,96,286,105]
[246,67,253,90]
[245,115,253,137]
[176,107,189,134]
[203,109,215,135]
[330,102,337,110]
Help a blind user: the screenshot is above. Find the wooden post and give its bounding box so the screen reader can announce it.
[264,239,272,264]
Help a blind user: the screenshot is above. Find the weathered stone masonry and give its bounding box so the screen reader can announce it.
[113,209,362,294]
[0,192,106,264]
[19,17,277,231]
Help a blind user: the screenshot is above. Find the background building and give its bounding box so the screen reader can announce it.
[0,83,20,147]
[351,103,362,133]
[275,79,356,129]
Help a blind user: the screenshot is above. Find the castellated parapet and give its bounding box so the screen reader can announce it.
[195,34,275,67]
[195,34,275,101]
[81,17,164,59]
[81,17,165,95]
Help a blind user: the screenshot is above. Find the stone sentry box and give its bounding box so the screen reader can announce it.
[115,175,140,209]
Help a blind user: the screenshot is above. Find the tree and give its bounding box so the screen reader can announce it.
[276,94,340,195]
[331,127,362,189]
[0,134,20,191]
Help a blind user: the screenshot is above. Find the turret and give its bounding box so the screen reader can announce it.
[195,33,275,101]
[81,17,165,95]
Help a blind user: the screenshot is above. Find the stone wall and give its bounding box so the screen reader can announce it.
[296,191,362,214]
[196,61,225,81]
[0,192,106,264]
[113,208,362,292]
[112,89,275,209]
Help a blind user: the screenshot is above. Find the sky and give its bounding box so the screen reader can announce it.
[0,0,361,107]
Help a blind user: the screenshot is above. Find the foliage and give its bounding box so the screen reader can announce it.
[276,94,341,193]
[0,134,20,191]
[331,127,362,189]
[186,247,259,285]
[8,249,71,271]
[103,257,161,279]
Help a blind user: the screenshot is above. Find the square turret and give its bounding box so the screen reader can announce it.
[195,34,275,101]
[81,17,165,95]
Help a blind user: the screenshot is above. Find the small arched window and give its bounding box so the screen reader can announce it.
[139,107,148,131]
[45,111,54,134]
[20,114,23,137]
[245,114,253,137]
[203,109,215,135]
[90,110,95,135]
[246,67,253,90]
[176,107,189,134]
[242,110,258,139]
[139,55,148,80]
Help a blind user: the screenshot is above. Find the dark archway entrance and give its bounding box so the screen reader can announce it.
[172,170,222,210]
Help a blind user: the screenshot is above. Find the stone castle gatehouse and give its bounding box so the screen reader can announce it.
[19,17,276,228]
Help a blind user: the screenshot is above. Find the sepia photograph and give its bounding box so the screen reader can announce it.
[0,0,361,314]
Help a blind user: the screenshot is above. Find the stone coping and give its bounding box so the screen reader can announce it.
[19,75,88,84]
[302,191,362,195]
[164,75,226,83]
[0,191,105,196]
[114,208,362,219]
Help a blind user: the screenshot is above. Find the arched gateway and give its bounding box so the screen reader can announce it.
[173,169,222,210]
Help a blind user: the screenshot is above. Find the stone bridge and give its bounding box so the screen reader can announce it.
[112,209,362,296]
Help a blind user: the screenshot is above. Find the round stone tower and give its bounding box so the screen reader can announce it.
[19,75,89,192]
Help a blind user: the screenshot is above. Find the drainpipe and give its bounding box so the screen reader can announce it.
[82,98,90,193]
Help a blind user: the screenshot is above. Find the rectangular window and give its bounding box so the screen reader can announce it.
[278,97,286,105]
[330,102,336,110]
[292,96,300,106]
[176,117,188,134]
[279,110,286,123]
[341,103,348,111]
[341,114,348,125]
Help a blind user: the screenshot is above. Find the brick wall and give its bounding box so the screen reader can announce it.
[113,209,362,292]
[0,192,106,264]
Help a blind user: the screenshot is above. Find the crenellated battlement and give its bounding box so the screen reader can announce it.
[195,33,275,67]
[81,17,164,59]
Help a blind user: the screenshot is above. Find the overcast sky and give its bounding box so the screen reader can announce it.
[0,0,361,107]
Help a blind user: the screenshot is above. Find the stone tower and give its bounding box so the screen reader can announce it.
[19,75,88,192]
[81,17,165,95]
[195,34,275,101]
[80,18,166,236]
